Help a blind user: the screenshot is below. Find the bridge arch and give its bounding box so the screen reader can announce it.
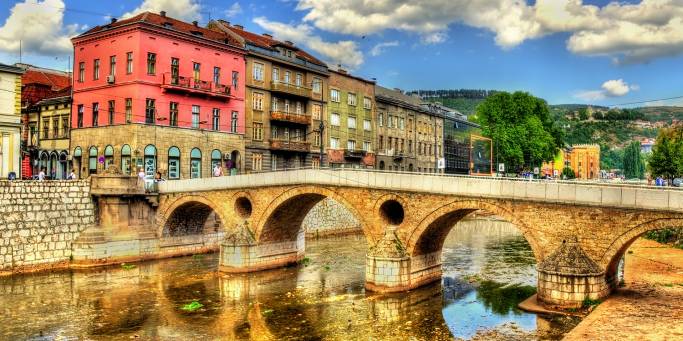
[254,185,373,245]
[156,194,228,237]
[405,199,543,262]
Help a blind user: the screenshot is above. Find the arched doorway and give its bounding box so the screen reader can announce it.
[58,151,68,179]
[73,147,82,178]
[230,150,240,175]
[379,160,385,170]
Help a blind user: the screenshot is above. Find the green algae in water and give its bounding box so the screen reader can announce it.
[121,263,136,270]
[476,280,537,315]
[299,257,311,266]
[261,309,274,316]
[181,301,204,312]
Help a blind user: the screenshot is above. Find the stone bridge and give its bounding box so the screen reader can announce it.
[75,169,683,308]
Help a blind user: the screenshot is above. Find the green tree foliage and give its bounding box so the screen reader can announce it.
[578,108,589,121]
[562,166,576,179]
[593,111,604,120]
[477,91,563,172]
[623,141,645,179]
[600,145,624,171]
[648,128,683,182]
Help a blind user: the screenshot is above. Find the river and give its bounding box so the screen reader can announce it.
[0,218,580,340]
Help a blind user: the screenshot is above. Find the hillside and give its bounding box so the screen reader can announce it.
[636,106,683,123]
[408,89,496,116]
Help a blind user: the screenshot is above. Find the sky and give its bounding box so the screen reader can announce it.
[1,0,682,107]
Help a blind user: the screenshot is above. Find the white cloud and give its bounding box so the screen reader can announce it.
[574,78,639,101]
[370,41,399,57]
[294,0,683,63]
[0,0,77,56]
[122,0,201,22]
[224,3,242,18]
[253,17,364,70]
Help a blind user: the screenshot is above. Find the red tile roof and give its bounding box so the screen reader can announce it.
[20,67,71,90]
[213,20,326,67]
[77,12,243,49]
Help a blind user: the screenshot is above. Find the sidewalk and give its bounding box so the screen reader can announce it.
[563,239,683,340]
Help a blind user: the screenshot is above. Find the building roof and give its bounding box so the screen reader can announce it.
[0,62,24,75]
[330,68,376,85]
[538,237,603,276]
[35,87,72,106]
[17,64,71,90]
[211,20,326,68]
[375,85,423,106]
[76,12,243,49]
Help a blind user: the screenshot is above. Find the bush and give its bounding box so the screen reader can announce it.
[562,166,576,180]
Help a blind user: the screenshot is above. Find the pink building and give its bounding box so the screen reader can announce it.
[70,12,247,179]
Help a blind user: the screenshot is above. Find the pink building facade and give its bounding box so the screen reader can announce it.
[70,12,247,179]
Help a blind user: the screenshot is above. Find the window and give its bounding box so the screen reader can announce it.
[364,119,371,131]
[284,71,290,84]
[92,102,99,127]
[331,89,340,102]
[348,93,357,106]
[193,62,201,82]
[251,153,262,171]
[168,147,180,179]
[312,104,321,120]
[52,117,59,137]
[78,62,85,82]
[170,58,179,84]
[121,145,131,175]
[231,111,238,133]
[77,105,84,128]
[42,119,49,138]
[125,98,132,123]
[378,113,384,127]
[363,141,371,151]
[313,131,321,146]
[144,145,156,176]
[192,105,200,128]
[147,53,156,75]
[272,68,279,82]
[89,146,98,175]
[232,71,239,89]
[348,116,356,129]
[93,59,100,80]
[364,97,372,109]
[213,66,220,84]
[105,100,114,125]
[295,102,302,115]
[126,52,133,74]
[271,98,278,111]
[252,92,264,110]
[62,117,69,137]
[211,150,222,174]
[312,77,321,93]
[284,99,290,112]
[399,117,405,130]
[109,55,116,76]
[169,102,178,126]
[212,108,220,131]
[330,137,340,149]
[190,148,202,178]
[312,157,320,169]
[379,135,384,150]
[387,115,393,128]
[145,99,155,124]
[330,113,340,126]
[253,62,264,81]
[104,145,114,169]
[295,73,302,86]
[252,122,263,140]
[347,140,356,150]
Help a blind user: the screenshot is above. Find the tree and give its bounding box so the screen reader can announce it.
[623,141,645,179]
[648,128,683,182]
[476,91,563,172]
[562,166,576,180]
[578,108,589,121]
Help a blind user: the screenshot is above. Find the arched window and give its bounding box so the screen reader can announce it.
[121,145,132,175]
[144,144,157,176]
[88,146,98,175]
[211,149,222,176]
[190,148,202,178]
[104,145,114,169]
[168,147,181,179]
[73,147,82,178]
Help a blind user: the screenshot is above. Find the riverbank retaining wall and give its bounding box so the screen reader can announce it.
[303,198,361,237]
[0,180,94,272]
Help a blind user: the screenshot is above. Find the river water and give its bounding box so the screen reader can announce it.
[0,218,580,340]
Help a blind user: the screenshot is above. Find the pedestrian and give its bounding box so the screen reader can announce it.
[37,168,46,181]
[154,171,165,182]
[67,168,77,180]
[213,163,223,177]
[137,167,146,191]
[226,159,234,176]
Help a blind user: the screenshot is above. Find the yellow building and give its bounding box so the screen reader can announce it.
[35,94,72,179]
[0,63,24,179]
[542,144,600,179]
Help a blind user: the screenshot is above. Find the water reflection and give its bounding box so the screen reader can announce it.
[0,219,579,340]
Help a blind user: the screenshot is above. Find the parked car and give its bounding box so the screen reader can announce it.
[672,178,682,187]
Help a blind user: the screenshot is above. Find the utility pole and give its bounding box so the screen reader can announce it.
[319,121,324,168]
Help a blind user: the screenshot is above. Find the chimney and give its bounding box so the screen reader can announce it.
[233,24,244,30]
[262,33,272,38]
[110,17,117,24]
[336,65,347,74]
[160,11,166,17]
[284,40,293,46]
[192,20,198,27]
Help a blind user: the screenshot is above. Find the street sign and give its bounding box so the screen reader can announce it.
[498,163,505,173]
[533,167,540,175]
[98,156,105,164]
[437,158,446,169]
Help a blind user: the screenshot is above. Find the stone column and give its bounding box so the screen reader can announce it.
[536,236,610,309]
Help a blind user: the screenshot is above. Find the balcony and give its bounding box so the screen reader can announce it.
[270,81,312,98]
[270,110,311,125]
[344,149,366,159]
[269,139,311,153]
[161,73,232,99]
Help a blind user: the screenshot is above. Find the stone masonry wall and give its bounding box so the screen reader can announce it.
[302,198,362,237]
[0,180,94,272]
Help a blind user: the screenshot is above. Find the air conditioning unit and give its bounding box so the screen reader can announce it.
[107,75,115,84]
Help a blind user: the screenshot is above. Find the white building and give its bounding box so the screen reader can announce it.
[0,63,24,178]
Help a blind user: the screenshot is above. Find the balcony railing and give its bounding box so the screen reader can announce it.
[161,73,232,99]
[344,149,367,159]
[270,81,312,98]
[269,139,311,152]
[270,110,312,125]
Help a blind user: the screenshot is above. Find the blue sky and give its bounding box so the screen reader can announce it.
[1,0,682,106]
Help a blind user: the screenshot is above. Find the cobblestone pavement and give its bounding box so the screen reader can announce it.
[563,239,683,341]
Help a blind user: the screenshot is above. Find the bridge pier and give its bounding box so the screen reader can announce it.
[219,224,305,273]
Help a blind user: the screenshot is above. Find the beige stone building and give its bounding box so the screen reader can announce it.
[0,63,24,179]
[35,93,73,178]
[326,69,375,168]
[375,86,442,172]
[210,20,329,171]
